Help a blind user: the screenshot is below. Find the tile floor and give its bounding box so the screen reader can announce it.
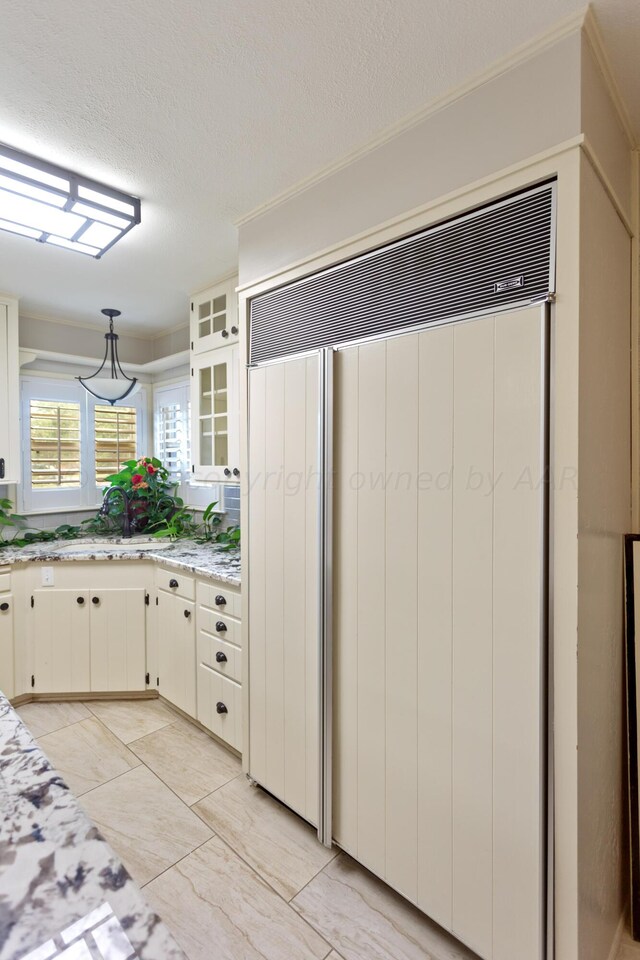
[17,699,636,960]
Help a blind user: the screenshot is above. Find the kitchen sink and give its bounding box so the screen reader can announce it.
[55,539,174,553]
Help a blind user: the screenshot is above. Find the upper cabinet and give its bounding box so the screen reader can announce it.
[190,276,238,354]
[0,296,20,484]
[190,276,241,483]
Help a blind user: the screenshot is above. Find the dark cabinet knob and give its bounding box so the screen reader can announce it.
[92,597,100,605]
[0,602,9,612]
[231,325,238,335]
[215,651,227,663]
[76,597,85,605]
[221,329,229,339]
[223,468,231,477]
[169,578,179,588]
[184,609,191,619]
[215,594,226,606]
[232,467,240,477]
[216,620,227,632]
[216,701,228,714]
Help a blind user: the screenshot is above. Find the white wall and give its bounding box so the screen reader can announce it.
[238,30,582,287]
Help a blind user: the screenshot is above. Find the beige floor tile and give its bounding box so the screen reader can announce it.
[80,765,213,886]
[17,700,91,737]
[292,853,479,960]
[129,718,241,805]
[84,698,178,743]
[38,717,140,795]
[194,776,337,900]
[145,836,330,960]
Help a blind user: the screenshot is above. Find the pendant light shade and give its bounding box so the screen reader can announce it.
[77,308,140,405]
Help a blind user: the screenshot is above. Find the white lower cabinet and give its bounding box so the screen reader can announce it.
[5,560,243,756]
[156,571,196,716]
[196,579,242,751]
[32,586,147,694]
[90,589,146,692]
[33,589,91,693]
[0,569,14,698]
[27,562,151,695]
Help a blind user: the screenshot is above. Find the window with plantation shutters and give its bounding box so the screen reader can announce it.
[29,399,82,488]
[94,405,137,483]
[154,383,190,484]
[21,376,148,512]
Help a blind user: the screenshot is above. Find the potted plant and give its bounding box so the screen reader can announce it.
[101,457,179,534]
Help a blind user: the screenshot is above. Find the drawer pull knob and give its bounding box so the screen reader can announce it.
[216,701,228,714]
[0,602,9,612]
[223,468,231,477]
[221,329,229,339]
[215,594,226,606]
[169,578,179,588]
[184,609,191,619]
[76,597,85,605]
[216,620,227,632]
[232,467,240,477]
[92,597,100,605]
[216,651,227,663]
[231,325,238,335]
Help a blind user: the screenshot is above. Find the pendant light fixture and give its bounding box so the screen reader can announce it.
[77,309,140,404]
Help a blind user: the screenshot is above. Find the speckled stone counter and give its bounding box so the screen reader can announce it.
[0,538,241,587]
[0,693,186,960]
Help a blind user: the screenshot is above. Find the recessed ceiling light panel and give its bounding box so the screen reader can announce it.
[0,143,141,257]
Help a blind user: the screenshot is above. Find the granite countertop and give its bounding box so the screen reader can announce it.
[0,694,186,960]
[0,538,241,587]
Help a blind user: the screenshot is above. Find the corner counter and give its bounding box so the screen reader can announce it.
[0,693,185,960]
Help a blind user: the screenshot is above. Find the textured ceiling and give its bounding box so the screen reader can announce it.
[0,0,637,334]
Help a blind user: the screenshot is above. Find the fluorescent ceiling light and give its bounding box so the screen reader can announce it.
[0,143,141,257]
[46,236,101,257]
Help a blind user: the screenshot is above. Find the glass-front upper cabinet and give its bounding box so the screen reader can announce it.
[190,276,238,354]
[191,345,239,482]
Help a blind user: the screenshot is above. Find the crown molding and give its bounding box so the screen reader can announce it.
[235,8,588,228]
[189,269,239,299]
[582,6,637,149]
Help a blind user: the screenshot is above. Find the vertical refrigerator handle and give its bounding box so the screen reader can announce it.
[317,347,333,847]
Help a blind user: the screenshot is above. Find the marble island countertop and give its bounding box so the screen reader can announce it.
[0,537,241,587]
[0,693,186,960]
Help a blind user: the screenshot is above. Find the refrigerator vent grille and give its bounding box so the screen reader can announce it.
[249,182,555,363]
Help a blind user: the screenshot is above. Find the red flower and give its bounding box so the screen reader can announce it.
[146,464,157,475]
[131,473,143,485]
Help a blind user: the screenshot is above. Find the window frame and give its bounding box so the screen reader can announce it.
[20,374,148,513]
[153,378,221,510]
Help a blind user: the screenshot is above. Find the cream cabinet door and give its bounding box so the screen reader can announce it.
[191,345,240,482]
[247,354,320,826]
[0,594,14,698]
[89,588,146,691]
[32,589,91,693]
[190,277,238,355]
[157,591,196,716]
[333,307,547,960]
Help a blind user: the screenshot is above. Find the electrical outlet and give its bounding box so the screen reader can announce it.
[41,566,54,587]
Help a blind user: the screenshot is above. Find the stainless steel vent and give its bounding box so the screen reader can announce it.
[249,182,555,364]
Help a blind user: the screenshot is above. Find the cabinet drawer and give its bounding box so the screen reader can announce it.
[197,665,242,751]
[198,629,242,683]
[198,607,241,647]
[0,569,10,593]
[157,568,195,600]
[197,579,241,619]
